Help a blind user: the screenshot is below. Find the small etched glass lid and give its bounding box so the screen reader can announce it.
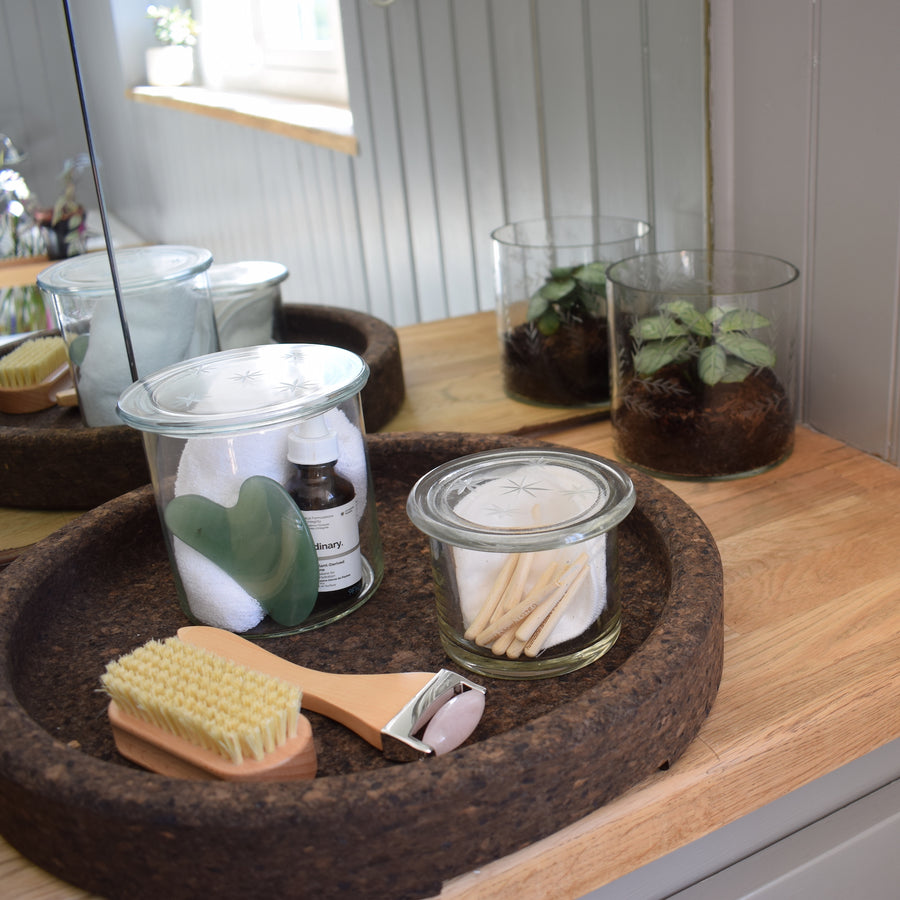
[117,343,369,435]
[37,245,212,295]
[207,260,289,296]
[407,447,635,552]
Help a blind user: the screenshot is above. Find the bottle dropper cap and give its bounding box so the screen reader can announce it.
[287,414,339,465]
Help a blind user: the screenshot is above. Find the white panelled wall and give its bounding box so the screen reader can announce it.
[67,0,706,326]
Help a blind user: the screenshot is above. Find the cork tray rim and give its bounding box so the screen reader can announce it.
[0,431,723,899]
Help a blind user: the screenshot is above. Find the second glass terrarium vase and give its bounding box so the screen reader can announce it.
[606,249,800,480]
[491,215,651,409]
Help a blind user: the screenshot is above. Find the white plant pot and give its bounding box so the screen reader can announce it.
[145,45,194,87]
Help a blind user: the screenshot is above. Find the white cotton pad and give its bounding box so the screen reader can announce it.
[324,406,368,519]
[173,427,294,632]
[451,462,607,649]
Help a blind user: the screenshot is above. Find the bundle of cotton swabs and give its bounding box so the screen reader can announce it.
[101,637,302,765]
[464,552,590,659]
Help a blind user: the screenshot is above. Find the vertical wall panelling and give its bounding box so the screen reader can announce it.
[254,136,305,289]
[535,0,594,218]
[451,0,508,315]
[713,0,900,462]
[354,1,419,325]
[386,2,447,322]
[340,0,391,321]
[299,144,339,300]
[810,0,900,459]
[644,0,707,251]
[588,0,649,225]
[490,0,543,225]
[418,0,480,318]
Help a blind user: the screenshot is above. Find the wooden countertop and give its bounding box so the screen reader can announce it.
[2,310,900,898]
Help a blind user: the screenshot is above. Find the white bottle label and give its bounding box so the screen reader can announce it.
[303,500,362,591]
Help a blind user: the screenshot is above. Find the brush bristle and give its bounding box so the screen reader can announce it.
[101,637,302,765]
[0,336,67,388]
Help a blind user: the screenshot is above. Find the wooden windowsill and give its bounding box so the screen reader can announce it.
[128,86,358,156]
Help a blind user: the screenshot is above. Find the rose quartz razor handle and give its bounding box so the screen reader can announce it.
[177,626,486,761]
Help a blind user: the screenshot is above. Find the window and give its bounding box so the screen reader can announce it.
[196,0,349,107]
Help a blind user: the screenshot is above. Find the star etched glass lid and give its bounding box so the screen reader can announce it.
[406,447,635,553]
[117,343,369,435]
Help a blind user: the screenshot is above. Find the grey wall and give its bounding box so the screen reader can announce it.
[710,0,900,462]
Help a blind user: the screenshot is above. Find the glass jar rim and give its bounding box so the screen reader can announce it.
[407,447,635,552]
[606,248,800,296]
[207,260,289,293]
[490,215,652,250]
[37,245,213,295]
[117,342,369,435]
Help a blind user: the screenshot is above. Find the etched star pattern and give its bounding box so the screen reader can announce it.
[229,369,263,385]
[281,348,308,365]
[184,362,216,378]
[277,377,316,397]
[496,473,552,498]
[173,390,205,411]
[479,502,523,522]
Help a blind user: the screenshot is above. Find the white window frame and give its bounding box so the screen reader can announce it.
[196,0,349,108]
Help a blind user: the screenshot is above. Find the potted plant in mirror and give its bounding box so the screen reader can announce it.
[492,216,651,409]
[607,250,800,480]
[505,261,611,406]
[35,155,89,260]
[145,4,199,87]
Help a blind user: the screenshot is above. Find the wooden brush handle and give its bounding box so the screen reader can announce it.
[109,701,317,782]
[178,626,434,750]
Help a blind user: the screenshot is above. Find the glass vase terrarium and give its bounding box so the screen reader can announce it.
[491,215,651,409]
[607,249,800,480]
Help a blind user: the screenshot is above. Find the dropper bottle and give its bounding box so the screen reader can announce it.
[286,414,363,611]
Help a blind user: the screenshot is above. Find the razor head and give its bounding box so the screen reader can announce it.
[381,670,486,762]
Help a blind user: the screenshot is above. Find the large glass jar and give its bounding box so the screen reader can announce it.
[117,343,384,638]
[491,215,651,409]
[607,249,800,480]
[38,245,218,427]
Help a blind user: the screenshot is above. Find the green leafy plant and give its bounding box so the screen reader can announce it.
[526,262,608,336]
[146,4,199,47]
[630,300,775,386]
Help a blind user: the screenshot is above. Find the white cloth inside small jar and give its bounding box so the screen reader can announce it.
[451,463,608,650]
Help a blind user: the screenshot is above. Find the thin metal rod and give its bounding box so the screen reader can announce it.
[62,0,139,383]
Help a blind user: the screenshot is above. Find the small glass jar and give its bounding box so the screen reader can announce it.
[117,343,384,638]
[37,245,218,427]
[407,447,635,679]
[208,260,289,350]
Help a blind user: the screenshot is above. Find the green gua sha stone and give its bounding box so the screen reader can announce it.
[164,475,320,627]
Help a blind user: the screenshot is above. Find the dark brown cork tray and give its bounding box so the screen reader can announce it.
[0,432,723,900]
[0,304,405,510]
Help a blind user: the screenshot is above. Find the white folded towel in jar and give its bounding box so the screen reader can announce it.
[172,407,367,632]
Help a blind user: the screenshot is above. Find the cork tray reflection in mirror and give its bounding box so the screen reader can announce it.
[0,432,723,900]
[0,304,405,509]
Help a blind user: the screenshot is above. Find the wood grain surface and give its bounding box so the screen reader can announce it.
[2,311,899,898]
